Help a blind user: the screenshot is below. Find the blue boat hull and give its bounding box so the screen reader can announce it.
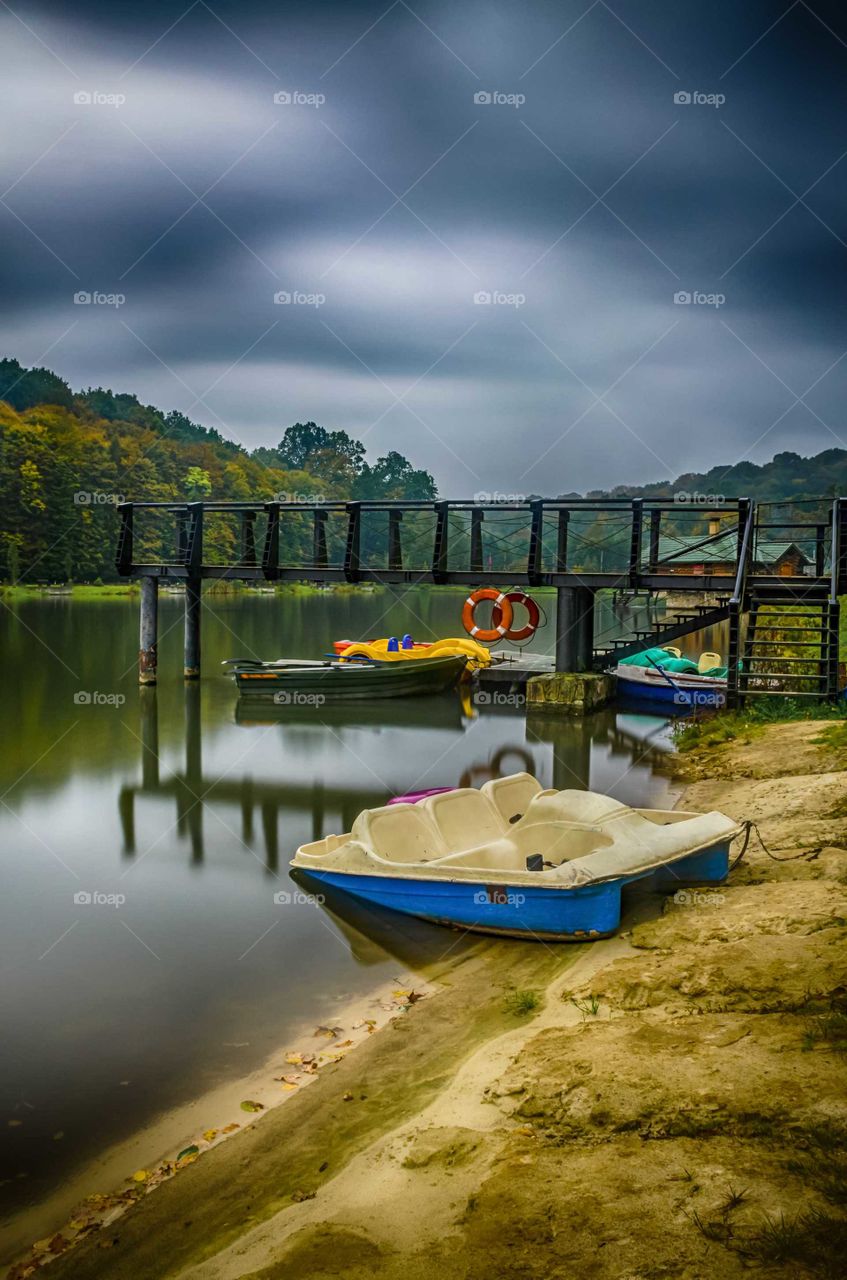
[302,843,731,941]
[615,673,726,710]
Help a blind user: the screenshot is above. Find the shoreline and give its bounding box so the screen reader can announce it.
[23,718,847,1279]
[3,973,436,1273]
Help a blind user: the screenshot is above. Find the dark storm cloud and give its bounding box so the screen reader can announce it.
[3,0,847,492]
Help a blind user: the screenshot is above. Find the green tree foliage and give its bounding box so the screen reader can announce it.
[0,358,74,411]
[0,360,439,582]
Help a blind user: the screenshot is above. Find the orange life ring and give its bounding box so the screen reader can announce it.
[461,589,513,643]
[492,591,540,642]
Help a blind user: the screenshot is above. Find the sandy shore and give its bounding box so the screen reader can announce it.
[23,719,847,1279]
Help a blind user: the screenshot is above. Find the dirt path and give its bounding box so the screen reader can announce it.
[34,720,847,1280]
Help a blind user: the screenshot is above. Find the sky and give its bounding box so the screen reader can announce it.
[2,0,847,496]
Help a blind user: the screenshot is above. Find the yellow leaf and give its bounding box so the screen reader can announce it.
[202,1129,218,1143]
[240,1100,264,1113]
[132,1170,148,1183]
[392,990,411,998]
[285,1052,303,1065]
[280,1082,298,1091]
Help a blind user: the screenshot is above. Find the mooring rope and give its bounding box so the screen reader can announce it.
[729,819,819,872]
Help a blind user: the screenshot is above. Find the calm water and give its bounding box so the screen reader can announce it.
[0,588,681,1247]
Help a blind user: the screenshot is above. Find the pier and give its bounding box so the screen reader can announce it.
[115,496,846,704]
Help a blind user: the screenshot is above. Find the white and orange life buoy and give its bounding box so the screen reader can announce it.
[492,591,541,643]
[462,589,513,642]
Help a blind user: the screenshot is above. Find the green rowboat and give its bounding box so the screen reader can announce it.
[226,653,468,700]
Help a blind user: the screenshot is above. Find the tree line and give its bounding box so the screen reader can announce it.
[0,359,436,582]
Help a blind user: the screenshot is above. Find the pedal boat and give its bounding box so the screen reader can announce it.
[292,773,743,940]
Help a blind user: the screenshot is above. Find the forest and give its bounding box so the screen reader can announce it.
[0,359,437,582]
[0,356,844,582]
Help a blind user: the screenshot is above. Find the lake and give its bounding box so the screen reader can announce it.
[0,587,683,1256]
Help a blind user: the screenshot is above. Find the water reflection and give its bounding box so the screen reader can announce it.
[0,593,680,1253]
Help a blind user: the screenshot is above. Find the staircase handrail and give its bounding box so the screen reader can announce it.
[830,497,842,604]
[731,501,755,606]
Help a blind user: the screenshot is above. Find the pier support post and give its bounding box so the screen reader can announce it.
[554,586,594,673]
[139,577,158,685]
[184,578,201,679]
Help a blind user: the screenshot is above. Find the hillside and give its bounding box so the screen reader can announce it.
[1,357,844,584]
[0,359,436,583]
[584,449,847,503]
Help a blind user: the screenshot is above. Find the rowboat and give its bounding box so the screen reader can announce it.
[225,653,468,700]
[611,663,727,709]
[610,646,727,710]
[292,773,742,940]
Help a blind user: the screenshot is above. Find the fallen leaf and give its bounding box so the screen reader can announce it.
[202,1129,218,1143]
[48,1234,69,1254]
[240,1100,264,1113]
[335,1039,353,1049]
[392,989,411,998]
[131,1170,148,1183]
[291,1189,316,1202]
[221,1122,240,1133]
[280,1082,298,1091]
[406,991,424,1004]
[313,1025,344,1039]
[285,1052,303,1065]
[8,1119,23,1128]
[176,1145,199,1162]
[342,1092,354,1102]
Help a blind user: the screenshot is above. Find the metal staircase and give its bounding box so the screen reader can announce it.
[594,598,730,667]
[736,584,839,700]
[727,497,843,706]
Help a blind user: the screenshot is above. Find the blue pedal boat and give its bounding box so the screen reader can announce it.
[292,774,742,941]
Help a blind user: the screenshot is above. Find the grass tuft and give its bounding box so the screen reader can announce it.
[503,989,541,1017]
[569,994,601,1018]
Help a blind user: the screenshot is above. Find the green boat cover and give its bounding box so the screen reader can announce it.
[618,647,728,679]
